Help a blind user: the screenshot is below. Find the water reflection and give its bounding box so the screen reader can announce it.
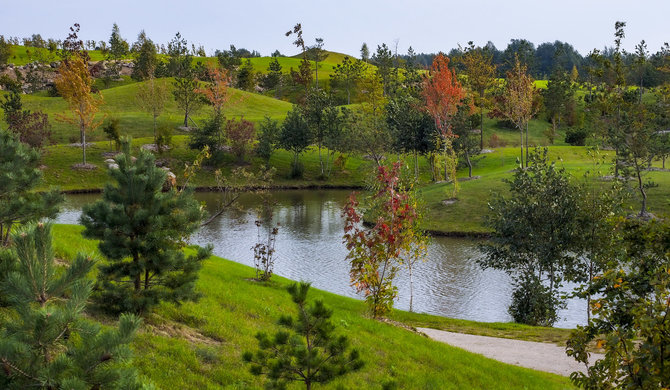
[56,190,585,328]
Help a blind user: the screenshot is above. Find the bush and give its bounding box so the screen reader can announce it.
[508,273,562,326]
[488,132,507,148]
[565,127,588,146]
[155,125,173,154]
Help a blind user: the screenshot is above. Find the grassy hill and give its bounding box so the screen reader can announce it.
[52,224,573,389]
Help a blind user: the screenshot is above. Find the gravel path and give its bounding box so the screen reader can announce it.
[418,327,603,377]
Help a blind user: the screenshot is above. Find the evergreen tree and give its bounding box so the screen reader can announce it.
[0,129,62,246]
[131,31,158,81]
[279,108,312,178]
[243,282,363,390]
[262,56,283,97]
[80,141,211,314]
[0,223,144,389]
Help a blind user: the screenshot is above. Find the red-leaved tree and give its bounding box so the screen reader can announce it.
[423,54,466,183]
[343,162,426,318]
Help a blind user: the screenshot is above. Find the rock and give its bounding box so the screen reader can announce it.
[107,163,119,170]
[104,158,116,164]
[71,163,98,170]
[442,198,458,206]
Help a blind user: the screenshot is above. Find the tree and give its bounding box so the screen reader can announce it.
[263,56,283,97]
[172,70,203,128]
[131,31,158,81]
[0,129,62,246]
[495,55,539,167]
[343,163,426,318]
[196,65,230,117]
[188,112,225,159]
[1,82,51,149]
[80,141,212,314]
[423,53,466,181]
[303,87,332,176]
[108,23,129,60]
[256,116,280,161]
[102,117,121,151]
[386,94,434,179]
[331,56,365,104]
[136,75,169,142]
[54,54,104,166]
[235,59,256,91]
[479,148,579,326]
[308,38,327,88]
[0,223,144,389]
[167,32,191,78]
[566,219,670,389]
[543,68,577,130]
[252,194,278,282]
[452,99,482,177]
[461,42,496,149]
[360,43,369,63]
[243,282,363,389]
[279,107,312,178]
[372,44,395,96]
[286,23,313,93]
[225,117,256,162]
[0,35,10,66]
[349,70,390,167]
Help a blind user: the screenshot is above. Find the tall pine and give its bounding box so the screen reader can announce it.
[80,140,211,314]
[0,223,144,389]
[0,128,62,246]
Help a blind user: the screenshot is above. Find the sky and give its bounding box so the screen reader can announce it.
[2,0,669,57]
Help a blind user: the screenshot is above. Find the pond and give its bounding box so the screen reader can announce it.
[56,189,586,328]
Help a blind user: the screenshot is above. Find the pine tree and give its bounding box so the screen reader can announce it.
[80,140,211,314]
[243,282,363,390]
[0,223,144,389]
[0,129,62,246]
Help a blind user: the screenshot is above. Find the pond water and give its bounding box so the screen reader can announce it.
[56,189,586,328]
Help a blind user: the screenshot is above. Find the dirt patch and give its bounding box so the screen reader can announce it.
[145,322,221,346]
[68,142,95,148]
[71,163,98,170]
[141,143,171,152]
[442,198,458,206]
[101,151,121,158]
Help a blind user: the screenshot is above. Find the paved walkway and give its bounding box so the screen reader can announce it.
[417,327,603,377]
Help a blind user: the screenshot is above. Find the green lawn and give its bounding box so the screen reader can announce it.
[51,224,573,389]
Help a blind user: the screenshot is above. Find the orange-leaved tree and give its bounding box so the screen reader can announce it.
[55,54,103,165]
[423,53,466,183]
[196,64,231,118]
[343,162,426,318]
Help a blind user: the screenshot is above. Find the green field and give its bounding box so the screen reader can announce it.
[50,224,573,389]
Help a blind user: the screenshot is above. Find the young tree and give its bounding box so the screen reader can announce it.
[196,64,230,117]
[80,141,212,314]
[495,55,539,167]
[331,56,365,104]
[172,69,203,128]
[343,163,426,318]
[286,23,313,93]
[225,117,256,162]
[372,43,395,96]
[279,107,312,178]
[0,129,62,246]
[0,35,11,66]
[1,82,51,149]
[479,148,579,326]
[243,282,363,389]
[308,37,327,88]
[256,116,280,161]
[131,31,158,81]
[54,54,104,166]
[461,42,497,149]
[136,75,169,141]
[303,87,333,176]
[349,70,390,167]
[360,42,370,63]
[252,195,278,281]
[102,117,121,151]
[452,99,482,178]
[0,223,144,389]
[423,53,466,181]
[263,56,283,97]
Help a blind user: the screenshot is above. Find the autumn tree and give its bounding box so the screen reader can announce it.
[54,54,103,166]
[331,56,365,104]
[423,53,466,182]
[496,55,539,167]
[136,74,169,142]
[225,117,256,162]
[196,64,230,117]
[461,42,497,149]
[343,163,426,318]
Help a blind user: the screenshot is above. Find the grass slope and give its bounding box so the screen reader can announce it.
[52,224,573,389]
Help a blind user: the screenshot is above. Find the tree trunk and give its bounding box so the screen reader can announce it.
[414,151,419,180]
[133,255,141,291]
[480,93,484,150]
[443,143,448,181]
[525,122,529,168]
[81,122,87,165]
[318,142,324,176]
[183,112,189,127]
[519,125,523,167]
[637,168,647,216]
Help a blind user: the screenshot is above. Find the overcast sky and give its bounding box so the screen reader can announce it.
[2,0,669,57]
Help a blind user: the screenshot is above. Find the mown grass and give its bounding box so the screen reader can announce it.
[52,224,574,389]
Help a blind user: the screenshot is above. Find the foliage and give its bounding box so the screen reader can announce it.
[566,219,670,389]
[460,42,497,149]
[236,59,256,91]
[0,35,10,65]
[225,117,256,162]
[131,31,158,81]
[302,87,333,176]
[136,76,169,141]
[0,223,144,389]
[54,54,104,165]
[102,117,121,151]
[256,116,280,161]
[0,129,62,246]
[252,195,279,282]
[343,163,426,318]
[80,141,211,314]
[172,71,203,128]
[479,148,579,326]
[1,84,52,149]
[188,113,225,159]
[331,55,365,104]
[451,99,482,177]
[197,65,230,117]
[386,94,435,178]
[565,127,588,146]
[262,56,284,97]
[279,107,311,178]
[423,53,466,182]
[243,282,363,389]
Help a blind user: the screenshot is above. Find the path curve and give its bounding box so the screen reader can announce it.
[417,327,603,377]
